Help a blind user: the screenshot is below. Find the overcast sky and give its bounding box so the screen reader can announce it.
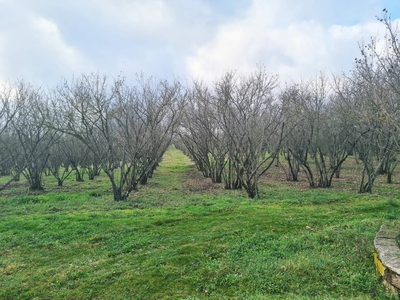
[0,0,399,87]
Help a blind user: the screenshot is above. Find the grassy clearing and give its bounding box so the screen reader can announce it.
[1,147,400,299]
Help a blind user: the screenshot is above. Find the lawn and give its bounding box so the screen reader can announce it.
[1,147,399,299]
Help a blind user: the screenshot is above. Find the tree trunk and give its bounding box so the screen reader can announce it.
[387,171,393,184]
[75,169,84,182]
[244,179,259,199]
[29,171,44,190]
[140,174,148,185]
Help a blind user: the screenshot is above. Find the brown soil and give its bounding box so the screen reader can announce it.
[182,165,224,193]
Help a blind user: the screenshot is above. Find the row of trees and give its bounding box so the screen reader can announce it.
[0,10,398,200]
[177,70,284,198]
[0,75,184,201]
[177,10,400,197]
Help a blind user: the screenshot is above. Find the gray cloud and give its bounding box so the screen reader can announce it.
[186,0,398,82]
[0,0,398,86]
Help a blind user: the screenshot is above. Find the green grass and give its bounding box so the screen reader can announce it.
[1,147,399,299]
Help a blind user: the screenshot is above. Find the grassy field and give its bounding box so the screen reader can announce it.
[1,147,400,299]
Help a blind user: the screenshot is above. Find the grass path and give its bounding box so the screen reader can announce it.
[1,147,399,299]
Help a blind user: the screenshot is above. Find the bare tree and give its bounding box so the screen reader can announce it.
[0,81,24,190]
[82,149,102,180]
[11,82,56,190]
[54,74,183,201]
[333,69,396,193]
[178,80,227,183]
[337,10,400,192]
[359,9,400,129]
[214,69,283,198]
[46,135,75,186]
[112,76,184,198]
[279,82,310,182]
[281,74,359,188]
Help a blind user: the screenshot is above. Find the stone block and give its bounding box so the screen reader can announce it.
[374,225,400,295]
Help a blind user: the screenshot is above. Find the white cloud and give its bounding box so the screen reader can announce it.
[95,0,174,38]
[185,0,391,83]
[0,3,91,86]
[0,0,397,86]
[0,33,6,83]
[30,17,88,74]
[92,0,217,50]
